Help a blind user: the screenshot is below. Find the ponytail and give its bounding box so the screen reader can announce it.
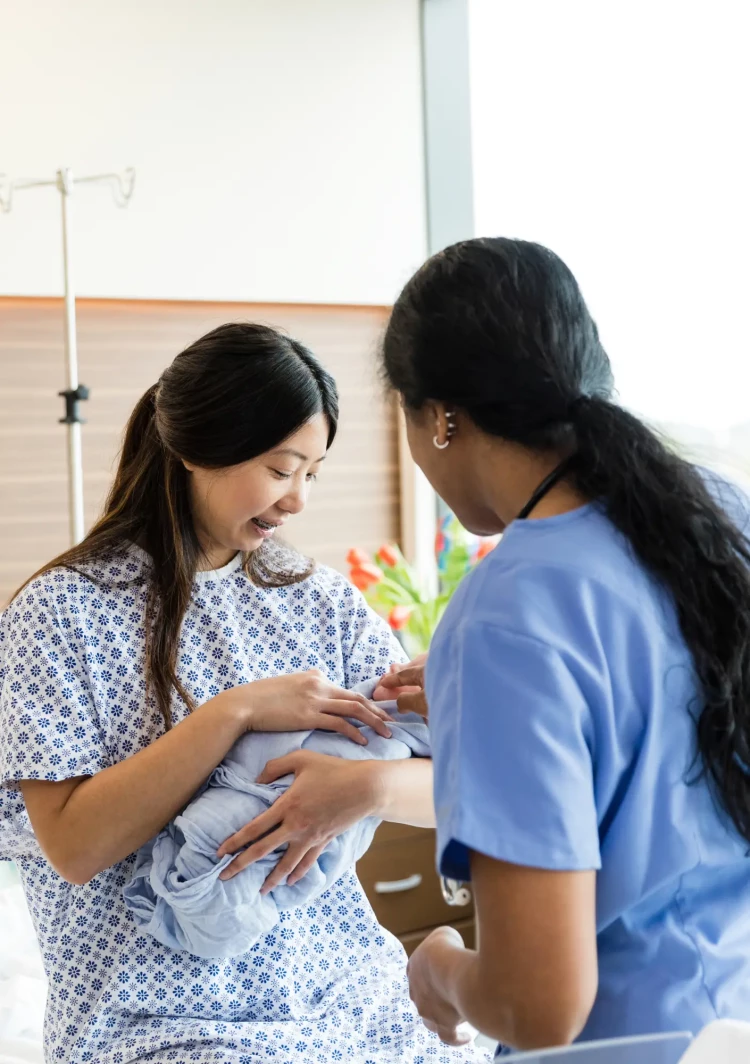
[115,384,198,727]
[571,397,750,841]
[118,383,160,471]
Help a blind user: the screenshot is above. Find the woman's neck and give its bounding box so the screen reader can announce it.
[196,542,239,572]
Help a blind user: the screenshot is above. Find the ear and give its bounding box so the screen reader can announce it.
[428,402,452,448]
[181,459,197,473]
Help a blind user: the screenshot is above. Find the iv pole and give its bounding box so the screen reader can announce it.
[0,167,135,545]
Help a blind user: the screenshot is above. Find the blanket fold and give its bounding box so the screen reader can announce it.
[123,685,429,957]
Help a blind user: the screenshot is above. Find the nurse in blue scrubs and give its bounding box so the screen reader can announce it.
[378,237,750,1053]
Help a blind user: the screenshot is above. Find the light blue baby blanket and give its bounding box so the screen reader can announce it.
[123,687,429,957]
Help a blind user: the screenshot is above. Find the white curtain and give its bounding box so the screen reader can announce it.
[0,875,45,1063]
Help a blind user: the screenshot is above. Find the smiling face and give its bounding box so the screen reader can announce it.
[184,414,329,568]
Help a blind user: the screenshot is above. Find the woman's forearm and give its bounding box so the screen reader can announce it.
[371,757,435,828]
[21,691,248,884]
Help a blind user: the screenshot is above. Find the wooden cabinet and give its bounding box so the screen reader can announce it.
[357,822,474,954]
[400,919,475,957]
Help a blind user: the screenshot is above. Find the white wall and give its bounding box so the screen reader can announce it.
[469,1,749,468]
[0,0,426,304]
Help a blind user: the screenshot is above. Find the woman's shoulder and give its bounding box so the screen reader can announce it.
[3,545,148,626]
[303,564,359,605]
[251,542,354,600]
[276,564,369,627]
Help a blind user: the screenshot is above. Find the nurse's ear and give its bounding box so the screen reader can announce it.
[181,459,197,473]
[430,403,458,451]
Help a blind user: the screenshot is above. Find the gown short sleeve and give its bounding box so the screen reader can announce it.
[0,574,110,787]
[428,615,602,882]
[317,570,407,688]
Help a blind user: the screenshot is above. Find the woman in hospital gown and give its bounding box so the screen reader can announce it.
[0,323,489,1064]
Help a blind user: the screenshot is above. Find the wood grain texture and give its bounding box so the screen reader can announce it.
[399,918,476,956]
[0,298,399,603]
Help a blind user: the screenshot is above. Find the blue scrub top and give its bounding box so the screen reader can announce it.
[427,478,750,1043]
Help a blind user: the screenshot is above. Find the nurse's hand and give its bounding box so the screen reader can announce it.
[376,653,429,717]
[407,926,476,1046]
[217,751,379,885]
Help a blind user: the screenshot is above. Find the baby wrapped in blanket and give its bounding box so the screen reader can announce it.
[123,684,429,957]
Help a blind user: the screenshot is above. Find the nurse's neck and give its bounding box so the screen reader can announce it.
[472,435,589,528]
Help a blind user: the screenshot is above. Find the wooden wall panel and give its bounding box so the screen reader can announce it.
[0,298,399,604]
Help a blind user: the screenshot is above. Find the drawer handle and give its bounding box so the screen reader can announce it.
[374,873,423,894]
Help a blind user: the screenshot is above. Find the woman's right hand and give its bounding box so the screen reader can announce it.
[225,670,393,746]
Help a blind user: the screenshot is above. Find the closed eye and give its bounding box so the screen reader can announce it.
[271,469,318,482]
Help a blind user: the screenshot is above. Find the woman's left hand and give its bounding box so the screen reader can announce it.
[407,926,475,1046]
[217,751,379,888]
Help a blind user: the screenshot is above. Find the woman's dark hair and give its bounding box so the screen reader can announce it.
[18,322,338,728]
[382,236,750,845]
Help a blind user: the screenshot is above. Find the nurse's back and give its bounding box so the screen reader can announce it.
[430,472,750,1041]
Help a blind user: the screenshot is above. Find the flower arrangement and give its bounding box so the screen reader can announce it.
[347,514,498,655]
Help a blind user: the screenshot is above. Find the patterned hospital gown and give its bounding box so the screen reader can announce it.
[0,546,489,1064]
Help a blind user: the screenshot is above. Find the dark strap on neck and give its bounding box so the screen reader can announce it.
[516,456,574,521]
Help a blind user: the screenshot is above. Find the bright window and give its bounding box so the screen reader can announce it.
[469,0,750,486]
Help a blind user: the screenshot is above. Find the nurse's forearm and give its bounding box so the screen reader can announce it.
[424,944,529,1047]
[424,852,597,1049]
[371,758,435,828]
[424,942,514,1042]
[424,938,584,1050]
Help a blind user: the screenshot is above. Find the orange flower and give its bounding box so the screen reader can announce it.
[376,544,399,568]
[474,538,497,561]
[350,563,383,591]
[388,605,412,630]
[346,547,370,568]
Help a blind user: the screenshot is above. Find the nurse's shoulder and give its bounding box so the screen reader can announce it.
[442,503,672,657]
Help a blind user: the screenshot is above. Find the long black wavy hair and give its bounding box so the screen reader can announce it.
[17,322,339,729]
[382,236,750,844]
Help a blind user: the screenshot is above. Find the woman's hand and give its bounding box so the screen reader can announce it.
[226,669,392,746]
[407,926,476,1046]
[376,653,429,717]
[217,751,380,885]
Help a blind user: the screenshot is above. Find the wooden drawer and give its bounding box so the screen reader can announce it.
[357,831,473,936]
[400,917,476,957]
[372,821,429,845]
